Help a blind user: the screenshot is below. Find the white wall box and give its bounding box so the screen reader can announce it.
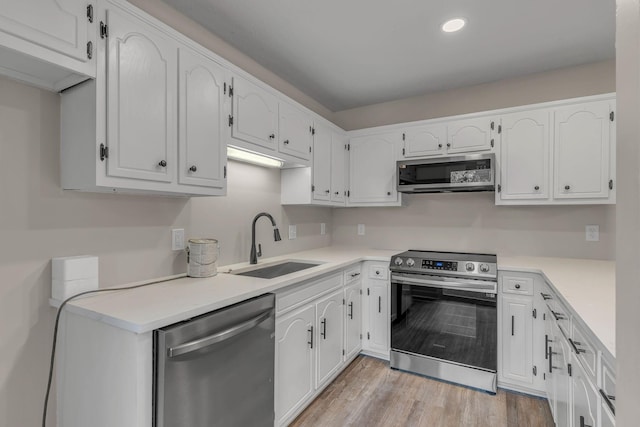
[361,262,390,359]
[348,133,401,206]
[280,123,348,206]
[60,0,226,196]
[0,0,96,91]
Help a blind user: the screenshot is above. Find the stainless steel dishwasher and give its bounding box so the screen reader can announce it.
[153,293,275,427]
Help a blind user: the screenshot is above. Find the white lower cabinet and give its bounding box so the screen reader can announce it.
[344,281,362,360]
[601,399,616,427]
[501,295,534,384]
[275,305,315,426]
[571,353,599,427]
[361,263,390,358]
[315,289,344,388]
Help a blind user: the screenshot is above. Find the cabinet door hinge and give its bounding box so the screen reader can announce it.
[568,363,572,377]
[347,143,350,151]
[490,138,494,148]
[610,111,615,122]
[609,179,614,190]
[224,165,227,179]
[359,333,363,340]
[86,4,94,23]
[228,115,233,127]
[543,313,546,321]
[367,332,370,340]
[347,190,350,197]
[490,121,495,131]
[99,143,108,161]
[100,21,108,39]
[498,124,502,134]
[342,349,345,356]
[533,308,537,319]
[359,289,362,295]
[309,146,312,153]
[402,133,406,141]
[311,185,315,192]
[497,184,501,193]
[533,366,538,376]
[402,148,405,155]
[312,127,316,135]
[367,288,370,296]
[86,41,93,59]
[228,86,233,97]
[342,298,345,305]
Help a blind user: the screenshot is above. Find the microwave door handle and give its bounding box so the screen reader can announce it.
[167,309,272,358]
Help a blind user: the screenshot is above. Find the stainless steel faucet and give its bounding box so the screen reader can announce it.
[250,212,282,264]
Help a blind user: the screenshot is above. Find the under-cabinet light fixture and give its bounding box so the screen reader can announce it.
[227,146,284,168]
[442,18,466,33]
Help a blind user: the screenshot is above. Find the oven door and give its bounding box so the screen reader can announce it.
[390,272,497,372]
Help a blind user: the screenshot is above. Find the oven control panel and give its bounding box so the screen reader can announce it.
[421,260,458,271]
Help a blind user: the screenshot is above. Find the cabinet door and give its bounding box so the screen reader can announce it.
[501,296,533,385]
[275,305,315,425]
[177,48,226,189]
[571,354,598,427]
[344,283,362,359]
[312,124,332,202]
[500,110,551,200]
[231,75,278,150]
[366,281,389,354]
[331,133,348,204]
[600,398,616,427]
[447,117,494,153]
[315,290,344,388]
[279,102,313,160]
[550,321,572,427]
[0,0,89,62]
[554,101,612,200]
[402,124,446,158]
[106,7,177,183]
[349,133,399,204]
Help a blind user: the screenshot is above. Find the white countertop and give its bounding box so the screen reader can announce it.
[59,247,615,358]
[499,256,615,357]
[61,247,397,334]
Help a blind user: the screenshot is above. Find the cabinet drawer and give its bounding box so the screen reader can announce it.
[344,265,362,285]
[570,321,598,384]
[368,265,388,280]
[276,272,343,315]
[502,276,534,295]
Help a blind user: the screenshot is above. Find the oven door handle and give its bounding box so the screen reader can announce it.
[391,274,497,294]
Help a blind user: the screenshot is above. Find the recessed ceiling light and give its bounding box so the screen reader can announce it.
[442,18,466,33]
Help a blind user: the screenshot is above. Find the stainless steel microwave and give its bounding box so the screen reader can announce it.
[397,153,495,193]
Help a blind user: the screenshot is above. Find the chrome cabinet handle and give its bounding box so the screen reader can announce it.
[189,165,197,172]
[321,318,327,339]
[378,296,382,313]
[308,326,314,349]
[599,389,616,415]
[158,160,167,167]
[511,315,515,336]
[167,309,272,357]
[348,302,354,319]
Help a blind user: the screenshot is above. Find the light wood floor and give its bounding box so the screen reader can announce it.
[290,356,554,427]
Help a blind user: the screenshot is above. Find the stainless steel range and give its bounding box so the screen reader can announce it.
[389,250,498,393]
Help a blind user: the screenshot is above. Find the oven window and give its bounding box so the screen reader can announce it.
[391,284,497,371]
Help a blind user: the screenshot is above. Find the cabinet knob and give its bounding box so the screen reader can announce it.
[283,139,289,145]
[515,284,521,289]
[158,160,167,167]
[387,191,391,196]
[438,144,443,148]
[565,185,571,190]
[335,191,339,195]
[447,143,451,148]
[325,189,330,194]
[189,165,197,172]
[534,185,539,191]
[269,134,275,139]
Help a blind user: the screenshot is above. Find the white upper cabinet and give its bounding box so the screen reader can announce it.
[312,124,332,202]
[231,74,279,150]
[498,109,551,202]
[348,133,400,205]
[447,116,495,154]
[0,0,95,91]
[330,133,348,204]
[177,47,227,190]
[106,6,177,183]
[554,100,613,200]
[279,102,313,160]
[401,123,447,157]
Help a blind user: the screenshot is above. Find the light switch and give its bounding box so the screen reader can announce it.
[172,229,185,250]
[320,223,326,235]
[586,225,599,242]
[289,225,297,240]
[357,224,365,236]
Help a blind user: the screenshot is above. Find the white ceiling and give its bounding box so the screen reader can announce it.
[163,0,615,111]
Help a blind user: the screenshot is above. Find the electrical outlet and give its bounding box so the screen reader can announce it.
[586,225,599,242]
[172,229,185,250]
[357,224,365,236]
[288,225,297,240]
[320,223,326,235]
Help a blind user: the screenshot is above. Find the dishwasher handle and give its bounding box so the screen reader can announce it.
[167,308,272,358]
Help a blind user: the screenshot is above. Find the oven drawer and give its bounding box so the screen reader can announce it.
[501,275,534,295]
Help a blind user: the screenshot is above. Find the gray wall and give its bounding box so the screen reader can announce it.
[0,75,330,427]
[614,0,639,424]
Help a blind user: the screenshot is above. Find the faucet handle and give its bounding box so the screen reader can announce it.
[257,243,262,258]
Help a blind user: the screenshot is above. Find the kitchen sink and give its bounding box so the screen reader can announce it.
[229,260,323,279]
